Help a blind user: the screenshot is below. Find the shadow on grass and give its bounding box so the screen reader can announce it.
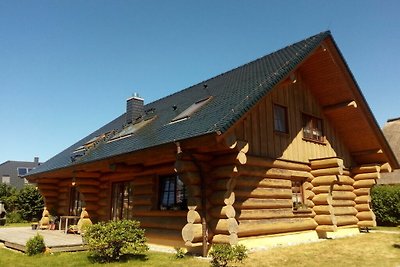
[393,243,400,249]
[87,253,149,264]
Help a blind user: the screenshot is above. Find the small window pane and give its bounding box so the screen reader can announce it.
[171,97,212,122]
[292,180,304,209]
[2,176,10,184]
[303,114,324,142]
[17,168,28,176]
[159,175,187,210]
[274,104,288,133]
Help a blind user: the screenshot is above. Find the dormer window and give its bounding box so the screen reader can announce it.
[170,96,212,123]
[302,114,324,142]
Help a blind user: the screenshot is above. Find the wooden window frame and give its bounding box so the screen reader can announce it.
[302,113,325,143]
[273,103,289,134]
[69,186,83,216]
[291,180,304,208]
[110,180,135,220]
[158,174,188,211]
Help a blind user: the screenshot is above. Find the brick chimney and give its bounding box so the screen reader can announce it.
[126,93,144,125]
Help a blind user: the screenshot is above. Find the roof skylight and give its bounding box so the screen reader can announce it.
[170,96,212,123]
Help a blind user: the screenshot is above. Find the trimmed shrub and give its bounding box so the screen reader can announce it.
[84,219,148,262]
[209,244,248,267]
[371,185,400,226]
[26,234,46,256]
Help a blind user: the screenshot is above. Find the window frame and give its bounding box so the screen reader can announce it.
[1,175,10,185]
[170,96,213,123]
[158,174,188,211]
[302,113,325,143]
[273,103,289,134]
[110,180,135,221]
[17,167,29,177]
[68,186,83,216]
[291,180,307,211]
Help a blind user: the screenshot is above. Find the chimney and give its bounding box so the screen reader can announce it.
[126,93,144,125]
[34,157,39,164]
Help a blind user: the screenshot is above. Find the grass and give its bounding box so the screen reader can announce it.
[373,226,400,232]
[0,249,209,267]
[248,232,400,267]
[0,222,31,228]
[0,231,399,266]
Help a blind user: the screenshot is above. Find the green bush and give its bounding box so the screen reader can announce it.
[26,234,46,256]
[209,244,248,267]
[371,185,400,226]
[6,210,25,223]
[84,219,148,262]
[174,247,186,259]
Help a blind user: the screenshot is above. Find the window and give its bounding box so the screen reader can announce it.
[170,96,212,123]
[17,167,30,177]
[1,176,10,185]
[159,175,187,210]
[69,187,83,216]
[302,114,324,142]
[111,181,134,220]
[273,104,288,133]
[292,180,304,209]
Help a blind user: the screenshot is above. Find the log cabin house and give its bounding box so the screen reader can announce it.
[26,31,398,254]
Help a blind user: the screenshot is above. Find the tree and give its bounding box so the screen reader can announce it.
[16,185,44,221]
[0,183,18,211]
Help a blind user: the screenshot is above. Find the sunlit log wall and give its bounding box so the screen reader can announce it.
[351,165,380,228]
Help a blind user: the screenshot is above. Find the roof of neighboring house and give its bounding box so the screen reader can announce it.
[379,118,400,184]
[28,31,398,177]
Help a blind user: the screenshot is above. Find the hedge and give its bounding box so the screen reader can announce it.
[371,185,400,226]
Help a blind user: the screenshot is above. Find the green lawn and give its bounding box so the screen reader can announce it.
[0,222,31,228]
[373,226,400,232]
[0,231,399,267]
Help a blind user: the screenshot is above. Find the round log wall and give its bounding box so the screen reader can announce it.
[351,165,380,228]
[310,157,358,232]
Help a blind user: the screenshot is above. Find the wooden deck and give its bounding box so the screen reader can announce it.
[0,227,86,253]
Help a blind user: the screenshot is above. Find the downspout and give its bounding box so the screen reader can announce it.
[175,142,208,257]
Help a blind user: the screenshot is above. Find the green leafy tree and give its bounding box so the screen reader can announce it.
[16,185,44,221]
[0,183,18,211]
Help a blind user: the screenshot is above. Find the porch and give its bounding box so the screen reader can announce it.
[0,227,85,253]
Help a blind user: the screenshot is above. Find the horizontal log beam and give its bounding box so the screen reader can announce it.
[235,187,292,199]
[238,218,317,237]
[246,155,311,171]
[310,157,344,170]
[234,198,292,209]
[335,215,358,226]
[351,165,381,174]
[235,177,291,189]
[311,167,344,177]
[236,208,293,220]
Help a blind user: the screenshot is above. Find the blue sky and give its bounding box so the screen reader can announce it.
[1,0,399,164]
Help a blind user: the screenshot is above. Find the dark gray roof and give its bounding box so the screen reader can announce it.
[29,31,331,176]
